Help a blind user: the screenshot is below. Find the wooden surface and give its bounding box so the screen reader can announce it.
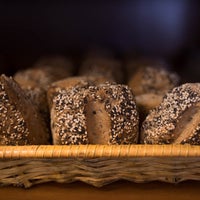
[0,181,199,200]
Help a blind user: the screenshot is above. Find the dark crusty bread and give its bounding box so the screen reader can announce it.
[48,76,111,144]
[48,78,139,145]
[141,83,200,145]
[85,83,139,145]
[128,64,179,119]
[0,75,50,145]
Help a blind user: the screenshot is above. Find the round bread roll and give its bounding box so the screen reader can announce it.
[141,83,200,145]
[128,64,179,119]
[48,81,139,145]
[0,75,50,145]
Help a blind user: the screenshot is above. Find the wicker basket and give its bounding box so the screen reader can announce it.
[0,144,200,188]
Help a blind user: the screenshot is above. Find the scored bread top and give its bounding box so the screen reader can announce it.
[48,79,139,145]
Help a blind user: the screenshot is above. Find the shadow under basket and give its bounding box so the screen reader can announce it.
[0,145,200,188]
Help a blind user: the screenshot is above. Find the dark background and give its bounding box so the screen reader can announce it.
[0,0,200,81]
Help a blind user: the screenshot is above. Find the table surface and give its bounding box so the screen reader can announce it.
[0,181,200,200]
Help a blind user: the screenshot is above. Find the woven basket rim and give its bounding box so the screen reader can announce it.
[0,144,200,159]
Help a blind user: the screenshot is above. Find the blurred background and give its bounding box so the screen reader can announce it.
[0,0,200,81]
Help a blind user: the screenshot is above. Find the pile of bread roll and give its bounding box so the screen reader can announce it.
[0,51,200,146]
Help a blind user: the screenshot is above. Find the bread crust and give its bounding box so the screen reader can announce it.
[128,65,179,118]
[141,83,200,144]
[0,75,50,145]
[48,79,139,145]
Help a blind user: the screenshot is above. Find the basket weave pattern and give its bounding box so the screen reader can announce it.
[0,145,200,188]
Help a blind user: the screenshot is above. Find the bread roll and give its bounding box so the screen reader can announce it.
[48,80,139,145]
[128,63,179,119]
[0,75,50,145]
[141,83,200,144]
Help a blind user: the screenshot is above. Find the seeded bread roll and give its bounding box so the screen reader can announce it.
[79,57,124,83]
[48,80,139,145]
[128,64,179,119]
[141,83,200,145]
[48,76,111,144]
[0,75,50,145]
